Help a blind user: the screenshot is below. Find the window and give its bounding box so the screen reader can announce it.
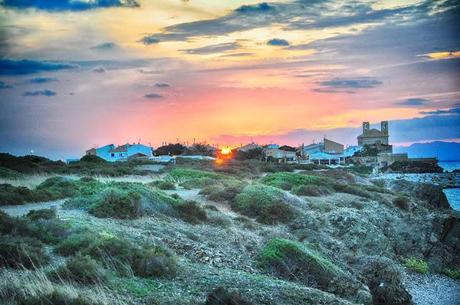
[111,153,114,157]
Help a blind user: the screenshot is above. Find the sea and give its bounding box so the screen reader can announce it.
[439,161,460,211]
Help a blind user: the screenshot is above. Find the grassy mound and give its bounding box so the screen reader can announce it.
[261,172,323,191]
[166,168,223,183]
[56,232,177,278]
[233,184,295,224]
[403,258,429,274]
[89,189,143,219]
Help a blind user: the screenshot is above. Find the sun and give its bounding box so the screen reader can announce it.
[221,147,232,155]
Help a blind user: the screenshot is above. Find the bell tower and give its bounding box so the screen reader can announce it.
[381,121,388,135]
[363,122,370,133]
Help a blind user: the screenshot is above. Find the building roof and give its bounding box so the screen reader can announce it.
[110,145,128,153]
[358,128,387,138]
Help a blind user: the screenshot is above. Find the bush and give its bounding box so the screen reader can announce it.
[205,287,253,305]
[150,180,176,190]
[80,154,107,163]
[233,184,295,224]
[393,196,410,210]
[261,172,322,191]
[292,185,332,197]
[332,184,371,198]
[53,254,106,284]
[200,184,245,202]
[0,235,49,269]
[173,201,207,224]
[166,168,223,183]
[26,208,56,221]
[15,290,103,305]
[89,189,143,219]
[35,176,77,198]
[180,177,216,189]
[0,184,39,205]
[132,246,177,277]
[403,258,429,274]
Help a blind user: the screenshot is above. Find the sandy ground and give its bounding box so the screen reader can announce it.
[404,271,460,305]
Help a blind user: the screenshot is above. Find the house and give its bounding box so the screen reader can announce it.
[299,138,347,165]
[357,121,390,146]
[264,146,297,162]
[86,143,154,162]
[237,143,261,152]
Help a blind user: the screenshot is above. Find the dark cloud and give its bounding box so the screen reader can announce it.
[92,42,117,50]
[1,0,139,11]
[316,77,383,91]
[139,0,449,43]
[27,77,58,84]
[0,81,12,89]
[144,93,163,99]
[139,36,160,45]
[420,107,460,115]
[267,38,289,46]
[155,83,170,88]
[0,59,78,75]
[180,42,240,55]
[93,67,106,73]
[396,98,429,106]
[23,89,56,96]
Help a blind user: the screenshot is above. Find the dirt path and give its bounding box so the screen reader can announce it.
[0,199,66,217]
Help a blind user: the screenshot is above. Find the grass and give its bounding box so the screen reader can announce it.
[292,184,332,197]
[261,172,323,191]
[442,268,460,280]
[89,189,143,219]
[166,168,224,183]
[0,235,49,269]
[52,254,107,284]
[403,258,429,274]
[173,201,207,224]
[233,184,295,224]
[393,196,410,210]
[149,180,176,190]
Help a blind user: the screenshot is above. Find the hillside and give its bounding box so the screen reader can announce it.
[0,156,459,305]
[394,141,460,161]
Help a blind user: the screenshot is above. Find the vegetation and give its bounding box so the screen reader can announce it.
[261,172,323,190]
[154,143,186,156]
[173,201,207,224]
[292,184,332,196]
[393,196,410,210]
[233,184,295,224]
[205,287,253,305]
[442,268,460,280]
[0,235,49,269]
[383,160,443,173]
[52,254,106,284]
[403,258,429,274]
[89,189,143,219]
[149,180,176,190]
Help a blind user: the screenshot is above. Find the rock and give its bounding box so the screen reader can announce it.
[358,256,412,305]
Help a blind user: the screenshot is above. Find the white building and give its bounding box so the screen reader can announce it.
[86,143,154,162]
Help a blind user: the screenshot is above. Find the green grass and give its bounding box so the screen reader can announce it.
[166,168,224,183]
[233,184,295,224]
[261,172,323,191]
[442,268,460,280]
[149,180,176,190]
[52,254,106,284]
[89,188,143,219]
[0,235,49,269]
[403,258,429,274]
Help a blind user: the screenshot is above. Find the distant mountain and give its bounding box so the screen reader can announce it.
[394,141,460,161]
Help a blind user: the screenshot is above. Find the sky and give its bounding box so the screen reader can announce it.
[0,0,459,159]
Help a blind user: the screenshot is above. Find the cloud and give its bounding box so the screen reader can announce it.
[180,42,240,55]
[396,98,429,106]
[220,52,253,57]
[1,0,139,11]
[0,59,78,75]
[93,67,106,73]
[91,42,117,50]
[139,36,160,45]
[316,77,383,92]
[138,68,163,74]
[139,0,443,43]
[23,89,56,96]
[0,81,12,89]
[267,38,289,46]
[27,77,58,84]
[420,107,460,115]
[155,83,170,88]
[144,93,163,99]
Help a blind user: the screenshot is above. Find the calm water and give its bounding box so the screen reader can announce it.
[439,161,460,211]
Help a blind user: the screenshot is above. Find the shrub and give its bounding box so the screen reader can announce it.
[201,184,245,202]
[332,184,371,198]
[55,231,101,257]
[35,176,77,198]
[89,189,143,219]
[292,185,332,196]
[132,246,177,277]
[166,168,223,183]
[150,180,176,190]
[233,184,295,224]
[80,154,107,163]
[442,268,460,280]
[403,258,429,274]
[393,196,410,210]
[53,254,106,284]
[205,287,253,305]
[0,183,38,205]
[0,235,49,269]
[16,290,103,305]
[173,201,207,224]
[261,172,322,191]
[26,208,56,221]
[180,177,216,189]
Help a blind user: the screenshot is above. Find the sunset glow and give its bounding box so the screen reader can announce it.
[0,0,459,159]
